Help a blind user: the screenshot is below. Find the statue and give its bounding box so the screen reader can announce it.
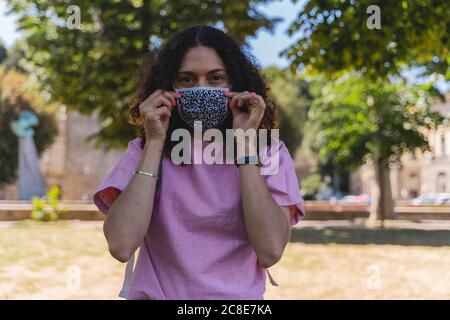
[10,110,48,200]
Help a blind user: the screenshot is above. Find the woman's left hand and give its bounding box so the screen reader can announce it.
[224,91,266,130]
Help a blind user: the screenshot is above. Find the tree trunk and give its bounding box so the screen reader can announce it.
[369,157,396,225]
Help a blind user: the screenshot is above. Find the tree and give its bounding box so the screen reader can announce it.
[5,0,282,149]
[266,68,350,199]
[0,67,58,189]
[303,72,445,222]
[282,0,450,81]
[264,66,312,153]
[282,0,449,221]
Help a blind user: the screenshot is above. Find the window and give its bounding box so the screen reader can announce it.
[437,172,447,193]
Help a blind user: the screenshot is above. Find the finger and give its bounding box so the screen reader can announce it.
[151,106,171,117]
[250,92,263,102]
[167,91,181,100]
[236,92,256,108]
[155,106,172,122]
[140,95,172,115]
[143,106,171,122]
[252,93,266,111]
[223,91,240,98]
[142,89,162,103]
[153,95,174,111]
[238,91,250,106]
[161,91,177,107]
[239,92,264,111]
[223,91,241,109]
[229,101,240,118]
[230,92,245,109]
[139,89,162,107]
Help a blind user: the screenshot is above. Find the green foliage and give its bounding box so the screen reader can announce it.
[300,172,322,200]
[2,44,27,73]
[265,66,312,153]
[283,0,450,80]
[5,0,281,150]
[303,72,445,171]
[31,185,66,222]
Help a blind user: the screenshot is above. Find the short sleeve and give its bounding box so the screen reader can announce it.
[260,139,305,227]
[93,137,143,215]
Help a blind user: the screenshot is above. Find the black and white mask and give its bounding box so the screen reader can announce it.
[174,86,230,130]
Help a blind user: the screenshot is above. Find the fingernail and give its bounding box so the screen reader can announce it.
[176,93,182,98]
[224,91,229,95]
[251,92,256,96]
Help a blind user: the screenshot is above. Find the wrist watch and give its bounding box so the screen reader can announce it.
[235,155,260,167]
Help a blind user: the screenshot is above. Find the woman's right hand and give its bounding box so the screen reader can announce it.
[139,89,180,144]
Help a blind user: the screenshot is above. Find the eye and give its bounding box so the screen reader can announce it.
[210,74,226,83]
[179,77,193,84]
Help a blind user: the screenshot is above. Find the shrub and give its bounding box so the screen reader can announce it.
[31,185,65,222]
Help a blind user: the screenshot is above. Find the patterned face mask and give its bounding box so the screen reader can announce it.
[173,86,230,130]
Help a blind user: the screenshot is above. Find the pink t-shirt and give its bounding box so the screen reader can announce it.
[93,136,305,300]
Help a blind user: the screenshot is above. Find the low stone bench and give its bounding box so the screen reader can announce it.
[0,201,449,221]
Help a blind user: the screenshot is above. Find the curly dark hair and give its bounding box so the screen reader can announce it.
[129,25,279,157]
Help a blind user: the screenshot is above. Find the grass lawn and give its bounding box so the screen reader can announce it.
[1,220,450,299]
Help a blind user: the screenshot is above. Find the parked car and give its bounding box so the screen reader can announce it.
[411,193,439,205]
[337,193,371,204]
[411,193,450,205]
[436,193,450,205]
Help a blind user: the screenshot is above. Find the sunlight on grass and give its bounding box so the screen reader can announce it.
[1,220,450,299]
[265,225,450,299]
[0,220,124,299]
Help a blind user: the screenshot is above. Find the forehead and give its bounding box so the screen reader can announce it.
[178,46,225,73]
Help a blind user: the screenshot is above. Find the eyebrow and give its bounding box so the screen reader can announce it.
[177,68,226,75]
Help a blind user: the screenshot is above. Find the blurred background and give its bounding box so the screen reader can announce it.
[0,0,449,299]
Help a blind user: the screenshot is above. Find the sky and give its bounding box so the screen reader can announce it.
[0,0,306,68]
[0,1,20,47]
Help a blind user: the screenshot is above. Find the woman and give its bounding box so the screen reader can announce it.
[93,25,305,300]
